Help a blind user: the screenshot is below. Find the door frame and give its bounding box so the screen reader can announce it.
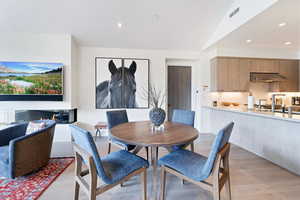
[166,59,196,120]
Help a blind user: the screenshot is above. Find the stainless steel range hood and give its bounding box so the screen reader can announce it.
[250,72,286,83]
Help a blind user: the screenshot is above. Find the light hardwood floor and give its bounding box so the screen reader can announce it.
[41,134,300,200]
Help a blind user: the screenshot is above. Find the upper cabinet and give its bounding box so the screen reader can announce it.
[210,57,299,92]
[278,60,299,92]
[249,59,279,73]
[210,57,228,92]
[210,57,249,92]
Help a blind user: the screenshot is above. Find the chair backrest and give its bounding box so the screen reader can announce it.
[106,110,128,129]
[171,109,195,127]
[10,120,56,178]
[0,122,28,146]
[201,122,234,178]
[70,125,110,183]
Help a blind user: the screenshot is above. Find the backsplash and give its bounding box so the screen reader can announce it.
[209,82,300,106]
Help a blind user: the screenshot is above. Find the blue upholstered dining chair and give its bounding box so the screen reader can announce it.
[70,125,149,200]
[106,110,150,161]
[159,122,234,200]
[171,109,196,151]
[106,110,135,153]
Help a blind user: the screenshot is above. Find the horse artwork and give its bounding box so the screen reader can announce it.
[95,58,149,109]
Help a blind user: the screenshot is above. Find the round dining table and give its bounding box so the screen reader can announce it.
[110,121,199,199]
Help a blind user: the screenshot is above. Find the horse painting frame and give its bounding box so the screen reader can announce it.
[95,57,149,109]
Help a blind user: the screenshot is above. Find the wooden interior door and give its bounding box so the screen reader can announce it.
[167,66,192,120]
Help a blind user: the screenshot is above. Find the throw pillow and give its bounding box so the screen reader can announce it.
[26,122,46,135]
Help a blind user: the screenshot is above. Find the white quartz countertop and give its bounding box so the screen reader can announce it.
[203,105,300,123]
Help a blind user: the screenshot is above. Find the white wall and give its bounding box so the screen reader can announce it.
[0,33,77,122]
[70,37,79,108]
[77,47,208,129]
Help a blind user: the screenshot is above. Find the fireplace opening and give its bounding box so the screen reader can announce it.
[15,109,77,124]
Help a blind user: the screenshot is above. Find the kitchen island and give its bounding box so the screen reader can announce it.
[202,105,300,175]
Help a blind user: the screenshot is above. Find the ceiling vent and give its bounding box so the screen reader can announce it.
[229,7,240,18]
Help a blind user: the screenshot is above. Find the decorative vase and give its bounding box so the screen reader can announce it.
[149,107,166,127]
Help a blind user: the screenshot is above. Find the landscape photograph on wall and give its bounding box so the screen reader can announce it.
[0,61,63,95]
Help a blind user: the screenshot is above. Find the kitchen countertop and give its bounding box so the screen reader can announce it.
[203,105,300,123]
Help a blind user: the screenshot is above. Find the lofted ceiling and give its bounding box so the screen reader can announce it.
[0,0,234,50]
[217,0,300,52]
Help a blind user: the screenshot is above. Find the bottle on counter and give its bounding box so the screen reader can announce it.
[213,101,218,107]
[248,92,255,110]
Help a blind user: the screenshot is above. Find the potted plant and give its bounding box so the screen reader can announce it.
[148,85,166,127]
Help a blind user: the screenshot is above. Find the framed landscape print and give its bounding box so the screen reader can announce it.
[95,57,149,109]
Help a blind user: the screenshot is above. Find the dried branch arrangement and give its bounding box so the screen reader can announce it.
[141,84,165,108]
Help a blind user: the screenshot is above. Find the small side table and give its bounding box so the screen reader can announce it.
[94,122,107,138]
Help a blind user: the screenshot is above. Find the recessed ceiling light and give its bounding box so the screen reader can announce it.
[117,22,122,28]
[284,41,292,45]
[246,39,252,43]
[278,22,287,27]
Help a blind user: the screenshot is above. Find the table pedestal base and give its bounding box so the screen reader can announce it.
[150,146,159,200]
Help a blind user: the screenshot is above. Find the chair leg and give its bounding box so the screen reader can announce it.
[223,152,232,200]
[224,178,232,200]
[146,147,149,161]
[89,177,97,200]
[212,159,221,200]
[190,142,194,152]
[212,168,220,200]
[89,191,96,200]
[108,142,111,154]
[156,147,159,159]
[74,181,80,200]
[74,152,82,200]
[88,158,98,200]
[213,186,220,200]
[160,167,166,200]
[141,169,147,200]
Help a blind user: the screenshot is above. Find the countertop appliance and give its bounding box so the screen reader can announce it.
[272,94,286,112]
[292,97,300,106]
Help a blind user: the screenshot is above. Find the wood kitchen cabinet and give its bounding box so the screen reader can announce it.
[210,57,229,92]
[210,57,249,92]
[239,59,251,91]
[250,59,279,73]
[277,60,299,92]
[210,57,299,92]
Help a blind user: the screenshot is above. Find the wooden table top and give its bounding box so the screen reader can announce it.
[110,121,199,147]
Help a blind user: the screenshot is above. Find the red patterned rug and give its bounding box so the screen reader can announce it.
[0,158,74,200]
